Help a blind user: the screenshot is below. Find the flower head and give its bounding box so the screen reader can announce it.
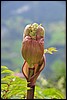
[21,23,45,67]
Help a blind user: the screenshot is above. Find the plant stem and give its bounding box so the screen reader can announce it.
[36,57,43,73]
[27,67,35,99]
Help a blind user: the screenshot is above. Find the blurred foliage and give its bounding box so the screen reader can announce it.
[1,66,65,99]
[1,16,32,71]
[50,60,66,95]
[51,60,66,80]
[46,21,65,46]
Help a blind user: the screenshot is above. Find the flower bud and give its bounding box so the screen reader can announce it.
[36,25,45,39]
[21,23,45,67]
[23,24,31,38]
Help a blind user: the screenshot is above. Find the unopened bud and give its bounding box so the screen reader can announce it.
[21,23,45,67]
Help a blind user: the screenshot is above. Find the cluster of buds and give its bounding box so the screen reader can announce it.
[23,23,44,39]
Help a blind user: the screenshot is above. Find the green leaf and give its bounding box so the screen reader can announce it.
[1,84,8,90]
[43,88,64,99]
[1,66,8,69]
[1,75,15,84]
[35,86,45,99]
[1,69,14,74]
[1,66,8,72]
[44,47,58,54]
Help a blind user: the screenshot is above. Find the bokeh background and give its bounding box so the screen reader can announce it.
[1,1,66,97]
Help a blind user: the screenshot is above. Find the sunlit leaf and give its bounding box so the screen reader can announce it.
[1,66,8,72]
[1,69,14,74]
[1,66,8,69]
[44,47,58,54]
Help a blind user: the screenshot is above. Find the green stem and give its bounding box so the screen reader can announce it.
[27,67,35,99]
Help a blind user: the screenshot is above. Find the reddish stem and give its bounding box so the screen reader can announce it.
[27,67,35,99]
